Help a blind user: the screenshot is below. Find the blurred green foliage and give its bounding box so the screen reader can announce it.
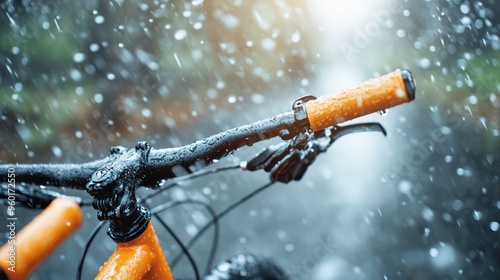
[0,0,315,161]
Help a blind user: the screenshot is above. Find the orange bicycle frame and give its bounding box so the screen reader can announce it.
[0,198,173,280]
[95,221,173,280]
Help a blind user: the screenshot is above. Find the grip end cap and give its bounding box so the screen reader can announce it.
[401,69,416,101]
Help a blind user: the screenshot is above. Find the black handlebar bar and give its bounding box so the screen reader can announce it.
[0,110,303,189]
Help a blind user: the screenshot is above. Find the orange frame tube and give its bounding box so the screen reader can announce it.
[95,221,173,280]
[0,198,83,280]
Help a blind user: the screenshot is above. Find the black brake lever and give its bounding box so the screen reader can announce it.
[243,122,386,183]
[327,122,386,142]
[244,130,313,172]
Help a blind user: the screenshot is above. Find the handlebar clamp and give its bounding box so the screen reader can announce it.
[279,95,316,140]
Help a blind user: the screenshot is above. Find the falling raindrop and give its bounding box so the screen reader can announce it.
[73,53,85,63]
[94,15,105,24]
[52,146,62,158]
[378,109,388,116]
[94,93,104,104]
[429,247,439,257]
[490,222,500,232]
[174,30,187,40]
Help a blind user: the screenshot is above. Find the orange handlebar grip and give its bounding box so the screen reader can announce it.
[305,69,416,131]
[0,198,83,279]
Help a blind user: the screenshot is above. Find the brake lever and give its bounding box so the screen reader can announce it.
[244,129,313,172]
[243,122,386,183]
[327,122,386,142]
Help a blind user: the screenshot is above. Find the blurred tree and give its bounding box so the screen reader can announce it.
[0,0,316,162]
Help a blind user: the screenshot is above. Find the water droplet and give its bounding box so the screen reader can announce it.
[52,146,62,158]
[460,3,470,14]
[451,200,463,211]
[277,230,287,240]
[11,46,20,55]
[141,109,151,118]
[251,93,265,104]
[419,58,431,69]
[440,126,452,135]
[220,13,240,29]
[192,0,204,6]
[89,43,99,52]
[95,15,105,24]
[252,2,275,31]
[193,22,203,30]
[202,187,212,195]
[486,154,495,166]
[473,210,482,221]
[186,224,198,236]
[70,69,82,81]
[261,38,276,51]
[173,53,182,68]
[490,221,499,231]
[174,30,187,40]
[398,180,412,195]
[468,95,478,105]
[429,247,439,257]
[291,31,301,43]
[73,53,85,63]
[378,109,388,116]
[422,207,434,221]
[94,93,103,104]
[216,81,225,89]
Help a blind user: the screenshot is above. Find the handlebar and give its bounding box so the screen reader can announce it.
[0,69,415,189]
[1,69,416,243]
[306,69,415,131]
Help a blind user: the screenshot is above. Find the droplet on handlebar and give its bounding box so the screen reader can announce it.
[378,109,388,116]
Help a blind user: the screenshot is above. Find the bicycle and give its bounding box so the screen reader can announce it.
[0,69,415,280]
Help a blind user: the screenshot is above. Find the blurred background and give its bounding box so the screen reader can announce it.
[1,0,499,279]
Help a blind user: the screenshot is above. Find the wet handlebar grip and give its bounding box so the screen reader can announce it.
[0,198,83,279]
[305,69,416,131]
